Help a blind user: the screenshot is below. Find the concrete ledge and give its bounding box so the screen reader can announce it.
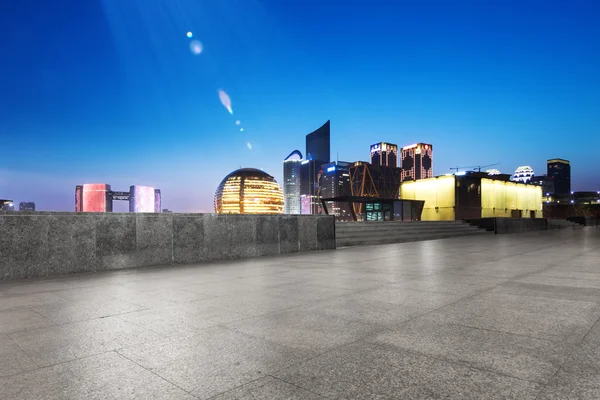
[0,212,335,280]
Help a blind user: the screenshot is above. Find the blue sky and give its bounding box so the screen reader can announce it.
[1,0,599,212]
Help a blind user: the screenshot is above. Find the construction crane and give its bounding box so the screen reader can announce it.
[450,163,500,173]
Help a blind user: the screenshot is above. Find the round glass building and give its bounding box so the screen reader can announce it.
[214,168,284,214]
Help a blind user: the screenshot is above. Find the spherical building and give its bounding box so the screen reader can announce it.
[214,168,284,214]
[511,166,535,183]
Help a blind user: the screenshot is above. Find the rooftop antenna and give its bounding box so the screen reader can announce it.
[337,152,339,163]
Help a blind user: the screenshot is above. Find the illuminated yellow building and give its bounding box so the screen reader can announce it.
[400,173,543,221]
[214,168,284,214]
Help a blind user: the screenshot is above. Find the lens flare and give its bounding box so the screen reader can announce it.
[240,128,244,132]
[235,120,241,125]
[246,142,253,150]
[218,89,233,114]
[186,31,193,38]
[189,40,203,55]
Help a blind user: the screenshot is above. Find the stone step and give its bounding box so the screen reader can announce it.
[335,223,477,232]
[335,225,483,235]
[336,230,488,248]
[336,227,483,239]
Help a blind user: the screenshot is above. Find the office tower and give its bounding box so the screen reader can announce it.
[214,168,284,214]
[154,189,162,212]
[80,184,112,212]
[0,199,14,211]
[129,186,156,212]
[547,158,571,195]
[283,150,303,214]
[302,121,331,214]
[511,166,535,183]
[19,202,35,211]
[319,161,352,220]
[401,143,433,181]
[305,120,330,164]
[370,142,398,167]
[300,159,321,214]
[75,185,83,212]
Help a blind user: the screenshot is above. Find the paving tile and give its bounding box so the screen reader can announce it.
[32,297,146,324]
[297,295,428,326]
[0,281,74,296]
[368,315,572,384]
[425,293,600,343]
[228,275,302,288]
[0,351,195,399]
[224,309,383,351]
[0,308,54,334]
[193,292,309,316]
[537,335,600,400]
[491,281,600,303]
[275,341,542,399]
[118,302,248,336]
[302,274,388,291]
[182,280,266,297]
[0,334,37,377]
[9,316,163,367]
[0,292,73,312]
[210,376,324,399]
[352,285,473,310]
[390,278,493,294]
[118,326,314,399]
[517,275,600,289]
[262,282,357,302]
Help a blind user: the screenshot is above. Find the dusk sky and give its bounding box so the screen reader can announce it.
[1,0,599,212]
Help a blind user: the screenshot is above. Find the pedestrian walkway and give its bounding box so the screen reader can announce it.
[1,228,599,399]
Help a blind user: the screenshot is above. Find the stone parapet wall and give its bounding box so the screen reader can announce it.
[0,212,335,280]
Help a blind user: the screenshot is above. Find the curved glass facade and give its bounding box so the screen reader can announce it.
[214,168,284,214]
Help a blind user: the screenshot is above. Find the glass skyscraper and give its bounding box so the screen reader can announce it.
[283,150,302,214]
[305,120,330,164]
[547,158,571,195]
[302,120,331,214]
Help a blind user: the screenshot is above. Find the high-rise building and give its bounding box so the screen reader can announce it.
[301,121,331,214]
[154,189,162,212]
[370,142,398,167]
[401,143,433,182]
[319,161,352,221]
[283,150,303,214]
[300,159,321,214]
[19,202,35,211]
[129,186,156,212]
[547,158,571,195]
[305,120,330,164]
[75,185,83,212]
[80,183,112,212]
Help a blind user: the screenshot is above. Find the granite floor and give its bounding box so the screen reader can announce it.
[1,228,600,399]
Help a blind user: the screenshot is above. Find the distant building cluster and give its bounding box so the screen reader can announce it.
[75,184,162,212]
[274,120,435,221]
[0,200,35,212]
[208,119,594,220]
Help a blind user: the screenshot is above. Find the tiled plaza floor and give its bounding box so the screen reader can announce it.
[1,228,599,399]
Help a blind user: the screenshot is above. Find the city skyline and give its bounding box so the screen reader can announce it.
[1,1,600,212]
